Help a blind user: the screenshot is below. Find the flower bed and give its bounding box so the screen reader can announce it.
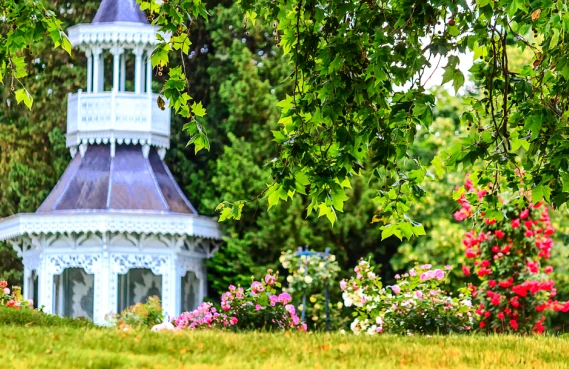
[175,270,307,331]
[0,281,32,310]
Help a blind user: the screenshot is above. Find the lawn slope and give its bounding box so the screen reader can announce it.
[1,326,569,369]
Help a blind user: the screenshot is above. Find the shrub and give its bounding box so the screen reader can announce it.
[174,270,306,331]
[342,260,474,335]
[108,296,164,329]
[455,174,569,333]
[0,305,94,328]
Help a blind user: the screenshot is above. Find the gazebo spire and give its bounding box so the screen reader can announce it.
[93,0,149,24]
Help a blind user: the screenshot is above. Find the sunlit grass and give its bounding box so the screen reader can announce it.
[1,325,569,368]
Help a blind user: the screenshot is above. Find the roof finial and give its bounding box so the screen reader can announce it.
[92,0,149,24]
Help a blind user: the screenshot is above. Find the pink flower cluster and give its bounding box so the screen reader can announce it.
[174,271,306,332]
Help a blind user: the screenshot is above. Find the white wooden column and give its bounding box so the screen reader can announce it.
[146,55,152,94]
[110,46,123,93]
[92,47,102,93]
[133,47,144,93]
[86,49,93,93]
[95,234,111,325]
[120,53,126,92]
[39,255,52,314]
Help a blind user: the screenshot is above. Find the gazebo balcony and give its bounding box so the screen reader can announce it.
[66,91,171,149]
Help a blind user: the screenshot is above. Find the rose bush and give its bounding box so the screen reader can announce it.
[174,269,307,331]
[0,281,33,310]
[342,260,474,335]
[455,174,569,333]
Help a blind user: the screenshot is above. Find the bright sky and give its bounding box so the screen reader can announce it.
[422,52,475,95]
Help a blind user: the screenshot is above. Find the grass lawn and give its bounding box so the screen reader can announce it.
[2,325,569,369]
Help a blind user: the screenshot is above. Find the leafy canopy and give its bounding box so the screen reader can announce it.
[3,0,569,239]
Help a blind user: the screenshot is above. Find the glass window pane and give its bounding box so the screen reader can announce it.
[53,268,94,319]
[117,268,162,312]
[181,271,200,313]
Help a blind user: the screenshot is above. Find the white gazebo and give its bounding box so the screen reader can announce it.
[0,0,221,324]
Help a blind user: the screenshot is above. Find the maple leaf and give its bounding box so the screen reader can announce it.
[531,9,541,21]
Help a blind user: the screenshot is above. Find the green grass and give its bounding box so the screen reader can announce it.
[2,325,569,369]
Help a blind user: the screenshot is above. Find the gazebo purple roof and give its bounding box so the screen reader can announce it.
[37,145,197,215]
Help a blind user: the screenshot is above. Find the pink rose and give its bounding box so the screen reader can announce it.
[415,291,423,299]
[3,288,9,295]
[434,269,445,280]
[340,280,347,291]
[255,304,262,310]
[230,317,238,325]
[391,285,401,294]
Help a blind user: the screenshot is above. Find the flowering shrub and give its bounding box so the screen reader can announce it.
[280,249,344,330]
[455,174,569,333]
[108,296,164,329]
[279,249,340,294]
[175,269,306,331]
[0,281,33,310]
[342,260,474,335]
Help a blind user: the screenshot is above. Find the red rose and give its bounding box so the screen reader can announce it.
[491,245,500,253]
[545,228,555,236]
[484,311,491,318]
[465,248,477,258]
[511,218,520,229]
[509,319,518,330]
[501,245,511,253]
[495,230,505,239]
[545,266,554,274]
[497,312,505,319]
[480,321,486,328]
[520,209,529,219]
[488,280,497,288]
[525,230,534,238]
[462,265,471,276]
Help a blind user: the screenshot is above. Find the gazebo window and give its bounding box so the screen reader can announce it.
[117,268,162,312]
[53,268,94,319]
[181,271,200,313]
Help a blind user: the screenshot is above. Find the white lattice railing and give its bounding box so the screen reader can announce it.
[67,91,170,137]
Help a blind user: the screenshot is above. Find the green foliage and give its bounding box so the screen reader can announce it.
[0,0,72,107]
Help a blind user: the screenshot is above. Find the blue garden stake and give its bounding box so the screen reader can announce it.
[294,246,331,331]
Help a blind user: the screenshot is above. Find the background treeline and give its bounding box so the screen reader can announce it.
[1,0,569,330]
